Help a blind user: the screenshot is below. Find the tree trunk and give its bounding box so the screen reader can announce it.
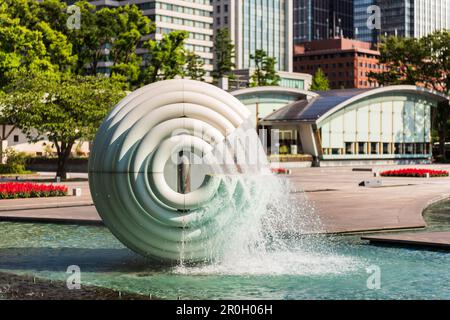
[439,128,447,161]
[55,141,74,180]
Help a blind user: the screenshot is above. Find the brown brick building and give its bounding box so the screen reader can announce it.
[293,38,385,89]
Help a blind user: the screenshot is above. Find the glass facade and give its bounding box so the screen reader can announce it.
[241,0,287,71]
[354,0,378,43]
[294,0,354,43]
[379,0,415,38]
[377,0,449,39]
[279,78,305,89]
[319,95,434,160]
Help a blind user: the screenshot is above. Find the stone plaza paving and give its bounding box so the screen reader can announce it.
[0,165,450,246]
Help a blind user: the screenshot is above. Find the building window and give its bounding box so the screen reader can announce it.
[394,143,403,155]
[415,143,425,155]
[358,142,367,155]
[345,142,354,155]
[405,143,414,155]
[13,135,19,142]
[370,142,378,154]
[331,148,341,155]
[383,143,390,154]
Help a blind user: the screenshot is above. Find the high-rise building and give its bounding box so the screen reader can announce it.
[83,0,214,81]
[293,0,354,43]
[354,0,450,43]
[213,0,293,72]
[380,0,450,38]
[354,0,378,43]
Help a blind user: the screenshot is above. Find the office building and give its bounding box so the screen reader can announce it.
[354,0,378,43]
[293,38,383,89]
[235,86,448,166]
[380,0,450,38]
[354,0,450,43]
[212,0,293,72]
[293,0,354,43]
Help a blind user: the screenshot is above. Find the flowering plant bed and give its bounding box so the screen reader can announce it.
[0,182,68,199]
[380,168,449,178]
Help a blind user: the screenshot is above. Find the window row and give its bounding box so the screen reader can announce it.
[155,15,212,29]
[156,27,212,41]
[323,142,432,156]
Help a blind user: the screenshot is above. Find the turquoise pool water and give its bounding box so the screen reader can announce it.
[0,202,449,300]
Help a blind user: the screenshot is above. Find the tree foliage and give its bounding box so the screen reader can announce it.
[249,49,280,87]
[0,72,126,178]
[69,1,154,83]
[184,51,206,81]
[142,30,188,84]
[369,30,450,159]
[0,0,76,87]
[310,68,330,91]
[213,28,235,79]
[0,0,207,175]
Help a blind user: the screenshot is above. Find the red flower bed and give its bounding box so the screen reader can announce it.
[0,182,68,199]
[380,168,449,178]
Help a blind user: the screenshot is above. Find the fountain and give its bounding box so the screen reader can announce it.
[88,79,289,262]
[1,81,450,299]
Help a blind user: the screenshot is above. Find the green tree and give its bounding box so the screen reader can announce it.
[108,5,154,83]
[310,68,330,91]
[249,49,280,87]
[68,0,105,75]
[69,1,154,82]
[213,28,235,79]
[369,31,450,159]
[142,30,188,84]
[0,0,76,87]
[184,51,206,81]
[0,72,126,178]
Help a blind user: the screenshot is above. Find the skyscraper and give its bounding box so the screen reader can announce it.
[293,0,354,43]
[354,0,450,43]
[381,0,450,38]
[354,0,378,43]
[213,0,293,72]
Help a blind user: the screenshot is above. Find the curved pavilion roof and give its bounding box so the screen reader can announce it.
[262,85,449,125]
[231,86,318,101]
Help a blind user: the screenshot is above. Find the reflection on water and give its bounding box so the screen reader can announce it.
[423,198,450,231]
[0,221,449,299]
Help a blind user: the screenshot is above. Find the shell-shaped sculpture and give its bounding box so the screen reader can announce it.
[89,79,263,262]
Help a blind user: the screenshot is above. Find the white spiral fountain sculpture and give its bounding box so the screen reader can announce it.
[89,79,268,262]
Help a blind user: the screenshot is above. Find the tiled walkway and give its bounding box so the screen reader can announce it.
[0,165,449,243]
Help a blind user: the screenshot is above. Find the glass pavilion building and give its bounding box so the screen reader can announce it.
[233,86,449,166]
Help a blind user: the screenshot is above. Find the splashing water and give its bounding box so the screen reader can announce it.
[174,121,362,275]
